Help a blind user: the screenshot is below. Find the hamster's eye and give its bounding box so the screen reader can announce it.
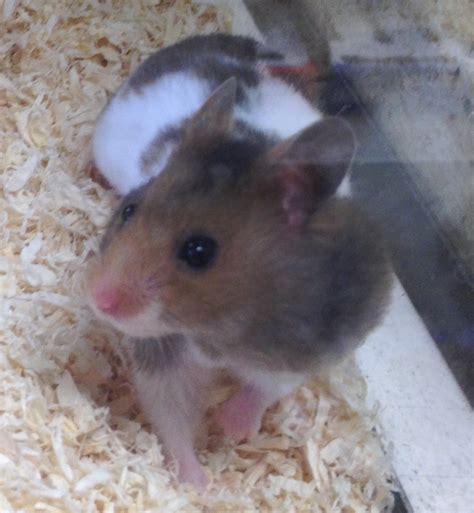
[121,204,137,223]
[178,235,217,270]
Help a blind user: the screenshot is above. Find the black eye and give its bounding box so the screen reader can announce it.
[121,204,137,223]
[178,235,218,270]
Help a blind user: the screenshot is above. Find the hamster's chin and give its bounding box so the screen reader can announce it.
[97,307,170,339]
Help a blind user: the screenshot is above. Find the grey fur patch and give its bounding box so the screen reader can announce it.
[127,34,282,93]
[140,125,182,176]
[139,119,274,181]
[132,334,185,373]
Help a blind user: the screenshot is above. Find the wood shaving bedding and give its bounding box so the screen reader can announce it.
[0,1,395,511]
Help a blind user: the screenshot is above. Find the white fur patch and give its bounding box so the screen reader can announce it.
[93,71,323,195]
[232,364,305,404]
[88,296,173,339]
[110,306,174,339]
[92,72,211,194]
[336,174,353,198]
[236,76,322,139]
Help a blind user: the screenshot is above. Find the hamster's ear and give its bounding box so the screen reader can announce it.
[184,77,236,144]
[266,117,356,228]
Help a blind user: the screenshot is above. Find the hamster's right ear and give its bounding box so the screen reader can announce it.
[265,117,356,228]
[184,77,237,145]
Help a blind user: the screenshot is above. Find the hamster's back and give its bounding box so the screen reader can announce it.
[92,34,322,195]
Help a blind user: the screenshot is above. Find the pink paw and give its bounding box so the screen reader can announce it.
[166,451,209,490]
[178,457,209,491]
[215,385,265,442]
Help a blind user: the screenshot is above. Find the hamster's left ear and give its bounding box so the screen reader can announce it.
[265,117,356,228]
[184,77,236,145]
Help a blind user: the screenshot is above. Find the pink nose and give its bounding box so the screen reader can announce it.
[92,285,124,316]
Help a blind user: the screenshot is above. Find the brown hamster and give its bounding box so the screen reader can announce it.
[86,79,393,488]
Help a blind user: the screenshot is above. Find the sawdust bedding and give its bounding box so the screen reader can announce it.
[0,1,395,511]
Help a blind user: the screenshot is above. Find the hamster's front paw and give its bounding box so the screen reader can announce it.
[167,451,209,491]
[215,384,265,442]
[178,457,209,491]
